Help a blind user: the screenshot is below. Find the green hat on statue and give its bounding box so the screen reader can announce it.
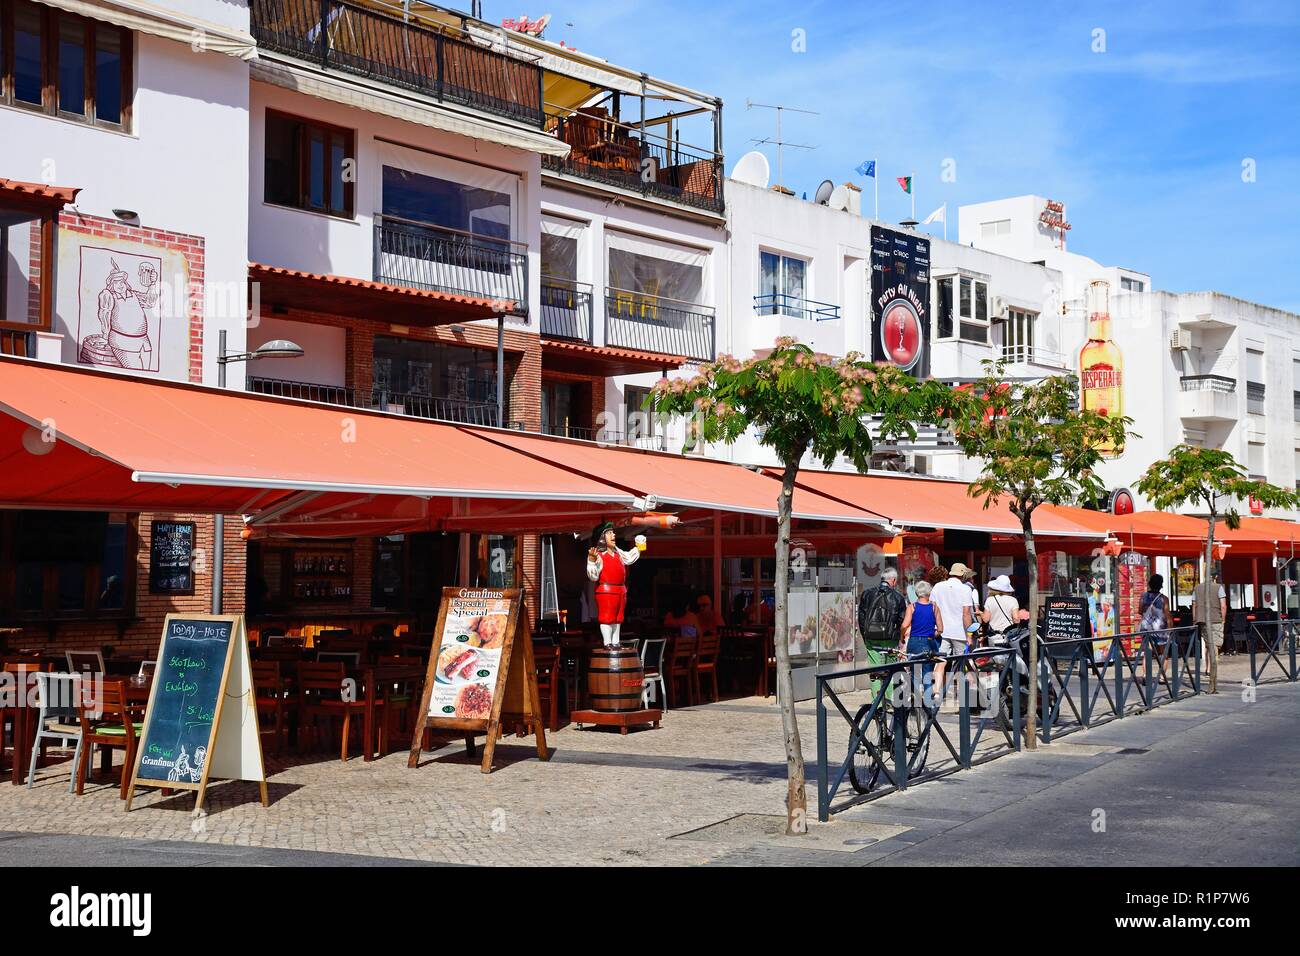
[591,521,616,547]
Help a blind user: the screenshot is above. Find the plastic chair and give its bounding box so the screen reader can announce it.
[27,672,86,792]
[640,638,667,708]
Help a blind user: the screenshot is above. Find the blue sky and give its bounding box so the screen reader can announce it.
[510,0,1300,311]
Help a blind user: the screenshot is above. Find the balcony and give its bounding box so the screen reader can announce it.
[543,109,723,215]
[605,290,714,361]
[251,0,545,127]
[753,293,839,322]
[540,421,668,451]
[249,376,522,428]
[373,215,527,316]
[1000,344,1068,369]
[539,278,594,342]
[1178,374,1237,422]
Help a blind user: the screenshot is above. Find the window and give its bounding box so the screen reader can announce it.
[372,336,498,413]
[624,384,656,444]
[980,219,1011,238]
[608,249,703,304]
[541,232,577,283]
[1,1,131,128]
[381,165,509,239]
[4,511,133,620]
[934,274,988,344]
[1002,308,1037,362]
[1293,358,1300,422]
[265,110,355,217]
[1248,442,1265,480]
[1247,348,1265,414]
[757,251,808,316]
[1120,276,1145,293]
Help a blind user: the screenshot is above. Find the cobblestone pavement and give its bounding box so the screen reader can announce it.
[0,655,1282,866]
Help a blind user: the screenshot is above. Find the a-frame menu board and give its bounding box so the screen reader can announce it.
[408,588,548,773]
[125,614,268,812]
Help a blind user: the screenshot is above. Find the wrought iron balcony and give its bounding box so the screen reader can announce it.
[374,215,527,316]
[604,289,714,361]
[543,112,724,214]
[539,277,593,342]
[753,292,839,321]
[251,0,545,127]
[248,376,522,428]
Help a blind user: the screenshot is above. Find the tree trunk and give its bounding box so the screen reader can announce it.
[1022,514,1039,750]
[774,454,807,834]
[1204,510,1219,694]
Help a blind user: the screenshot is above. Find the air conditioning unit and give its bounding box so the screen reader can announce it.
[1170,329,1192,351]
[991,296,1007,319]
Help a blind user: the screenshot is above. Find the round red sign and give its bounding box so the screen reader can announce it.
[880,299,923,371]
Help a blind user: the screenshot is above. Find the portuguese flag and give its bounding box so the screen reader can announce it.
[896,176,912,194]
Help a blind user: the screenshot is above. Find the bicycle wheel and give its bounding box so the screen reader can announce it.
[848,703,886,794]
[905,706,930,777]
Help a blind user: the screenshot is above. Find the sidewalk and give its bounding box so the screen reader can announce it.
[0,654,1285,866]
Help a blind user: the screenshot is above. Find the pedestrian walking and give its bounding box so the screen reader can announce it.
[901,580,943,708]
[931,563,975,711]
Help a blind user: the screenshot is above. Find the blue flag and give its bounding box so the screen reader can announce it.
[856,160,876,178]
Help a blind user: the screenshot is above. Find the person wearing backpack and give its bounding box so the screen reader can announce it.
[1139,573,1173,679]
[859,568,908,647]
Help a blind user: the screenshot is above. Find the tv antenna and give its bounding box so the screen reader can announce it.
[746,99,817,190]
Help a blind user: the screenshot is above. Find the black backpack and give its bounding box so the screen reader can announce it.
[859,587,904,642]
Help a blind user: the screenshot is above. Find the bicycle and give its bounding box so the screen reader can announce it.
[848,648,934,793]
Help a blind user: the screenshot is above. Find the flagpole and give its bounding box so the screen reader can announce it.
[944,204,948,242]
[911,178,915,222]
[874,159,878,220]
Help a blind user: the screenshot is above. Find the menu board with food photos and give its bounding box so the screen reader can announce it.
[149,520,195,593]
[408,587,547,774]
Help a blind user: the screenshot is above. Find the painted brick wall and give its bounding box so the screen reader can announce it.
[30,212,206,382]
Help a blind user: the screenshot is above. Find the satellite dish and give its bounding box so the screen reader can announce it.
[814,179,834,204]
[731,150,770,188]
[827,184,851,211]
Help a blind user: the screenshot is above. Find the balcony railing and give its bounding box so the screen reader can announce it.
[374,214,527,316]
[753,292,839,321]
[248,376,522,428]
[1180,374,1237,394]
[539,277,593,342]
[541,421,668,450]
[604,289,714,361]
[1001,344,1068,368]
[251,0,545,127]
[543,111,724,214]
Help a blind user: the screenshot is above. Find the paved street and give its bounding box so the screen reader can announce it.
[0,657,1293,867]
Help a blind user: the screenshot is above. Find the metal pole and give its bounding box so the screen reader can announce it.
[214,329,227,614]
[496,316,505,427]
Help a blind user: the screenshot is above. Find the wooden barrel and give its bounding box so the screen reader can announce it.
[587,645,644,712]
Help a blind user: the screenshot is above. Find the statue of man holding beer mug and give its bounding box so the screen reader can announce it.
[586,521,646,646]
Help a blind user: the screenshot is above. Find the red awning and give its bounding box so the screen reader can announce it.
[0,178,81,216]
[250,263,517,326]
[783,470,1102,539]
[461,428,891,527]
[0,357,637,525]
[541,339,689,376]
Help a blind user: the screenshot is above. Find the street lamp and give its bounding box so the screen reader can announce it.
[213,330,305,613]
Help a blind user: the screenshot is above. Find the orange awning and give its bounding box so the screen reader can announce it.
[785,471,1102,539]
[0,357,637,522]
[461,429,891,527]
[250,263,518,326]
[541,339,689,376]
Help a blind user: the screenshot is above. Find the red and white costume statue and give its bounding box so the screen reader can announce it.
[586,540,640,646]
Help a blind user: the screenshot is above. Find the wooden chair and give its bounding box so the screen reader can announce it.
[251,661,291,754]
[665,633,698,708]
[533,645,566,731]
[297,661,383,761]
[74,679,143,799]
[373,657,424,755]
[695,632,721,703]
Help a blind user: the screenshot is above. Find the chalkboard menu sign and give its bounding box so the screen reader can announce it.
[1043,596,1092,643]
[135,617,233,783]
[149,521,195,594]
[127,614,267,812]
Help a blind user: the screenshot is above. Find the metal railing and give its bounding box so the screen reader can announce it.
[539,277,593,342]
[816,647,1023,821]
[374,215,527,316]
[251,0,545,127]
[1179,374,1236,393]
[1001,344,1068,368]
[542,112,724,214]
[540,422,668,450]
[753,292,839,322]
[1249,620,1300,683]
[1036,627,1202,743]
[248,376,520,428]
[604,289,714,361]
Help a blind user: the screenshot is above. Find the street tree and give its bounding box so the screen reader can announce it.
[648,339,952,833]
[1136,445,1299,693]
[948,361,1132,749]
